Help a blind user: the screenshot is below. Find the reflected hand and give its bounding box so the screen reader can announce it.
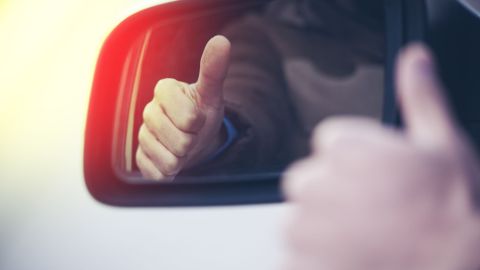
[283,44,480,270]
[136,35,231,180]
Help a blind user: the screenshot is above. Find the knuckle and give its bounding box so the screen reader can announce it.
[154,78,181,99]
[137,125,149,146]
[179,109,204,130]
[135,148,144,165]
[175,134,196,156]
[135,148,163,180]
[142,104,163,138]
[314,117,344,138]
[283,159,319,201]
[156,78,180,88]
[136,150,150,172]
[142,103,155,125]
[315,116,355,136]
[313,118,359,152]
[162,156,181,175]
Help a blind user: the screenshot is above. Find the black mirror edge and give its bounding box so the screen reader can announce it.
[84,0,421,207]
[383,0,427,126]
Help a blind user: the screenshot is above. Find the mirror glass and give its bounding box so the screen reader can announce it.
[112,0,386,183]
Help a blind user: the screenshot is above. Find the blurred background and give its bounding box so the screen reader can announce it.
[0,0,286,269]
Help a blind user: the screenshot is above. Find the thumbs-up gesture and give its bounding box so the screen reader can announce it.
[136,36,231,180]
[283,44,480,270]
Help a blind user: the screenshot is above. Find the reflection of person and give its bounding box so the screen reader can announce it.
[136,0,385,179]
[282,45,480,270]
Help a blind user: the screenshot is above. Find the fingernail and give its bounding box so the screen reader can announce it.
[415,55,434,79]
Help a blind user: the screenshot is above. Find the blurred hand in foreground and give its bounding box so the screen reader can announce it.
[283,44,480,270]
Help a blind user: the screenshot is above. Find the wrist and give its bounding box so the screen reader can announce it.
[185,117,237,168]
[206,117,237,160]
[202,124,228,159]
[183,121,226,168]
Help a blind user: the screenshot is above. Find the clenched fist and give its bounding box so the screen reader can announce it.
[283,44,480,270]
[136,36,231,180]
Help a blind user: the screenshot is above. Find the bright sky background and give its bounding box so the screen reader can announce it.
[0,1,285,269]
[0,0,185,199]
[0,0,143,172]
[0,0,149,220]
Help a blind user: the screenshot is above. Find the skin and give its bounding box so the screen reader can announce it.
[136,36,231,180]
[282,44,480,270]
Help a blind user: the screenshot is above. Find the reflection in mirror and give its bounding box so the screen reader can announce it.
[113,0,386,183]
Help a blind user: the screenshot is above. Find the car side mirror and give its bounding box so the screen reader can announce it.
[84,0,430,206]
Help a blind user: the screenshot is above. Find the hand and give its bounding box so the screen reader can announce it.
[136,35,231,180]
[282,44,480,270]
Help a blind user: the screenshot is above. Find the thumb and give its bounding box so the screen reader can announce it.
[195,35,231,107]
[396,43,457,147]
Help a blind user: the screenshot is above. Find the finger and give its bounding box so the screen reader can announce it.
[143,102,197,157]
[283,152,379,210]
[195,35,231,108]
[396,43,457,147]
[311,116,399,154]
[154,78,206,133]
[138,124,184,176]
[282,157,324,202]
[135,147,166,181]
